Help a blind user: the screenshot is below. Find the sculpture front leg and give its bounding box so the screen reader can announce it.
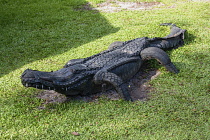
[93,70,133,101]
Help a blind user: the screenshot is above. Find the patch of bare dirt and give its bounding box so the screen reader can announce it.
[37,90,67,104]
[76,1,165,13]
[94,1,164,12]
[75,0,209,13]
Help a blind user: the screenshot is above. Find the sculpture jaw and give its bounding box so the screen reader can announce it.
[21,68,76,90]
[21,69,55,90]
[21,68,90,96]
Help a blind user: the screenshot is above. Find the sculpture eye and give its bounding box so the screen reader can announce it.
[70,69,76,73]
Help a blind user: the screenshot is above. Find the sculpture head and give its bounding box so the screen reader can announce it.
[21,68,75,91]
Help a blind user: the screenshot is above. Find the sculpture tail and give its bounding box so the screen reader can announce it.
[148,23,186,50]
[160,23,176,27]
[160,23,186,39]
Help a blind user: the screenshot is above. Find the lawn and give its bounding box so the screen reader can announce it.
[0,0,209,139]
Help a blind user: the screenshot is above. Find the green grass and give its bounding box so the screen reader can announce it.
[0,0,210,139]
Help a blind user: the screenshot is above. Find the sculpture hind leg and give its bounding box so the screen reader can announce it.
[140,47,179,73]
[94,70,133,101]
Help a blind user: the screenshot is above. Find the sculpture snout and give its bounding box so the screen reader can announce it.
[21,69,41,87]
[21,69,36,79]
[21,68,75,90]
[21,69,55,89]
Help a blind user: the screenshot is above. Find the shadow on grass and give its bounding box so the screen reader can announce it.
[0,0,119,77]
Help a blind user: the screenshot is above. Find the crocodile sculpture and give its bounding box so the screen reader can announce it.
[21,23,186,101]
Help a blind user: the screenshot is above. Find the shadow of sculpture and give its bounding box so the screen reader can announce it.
[0,1,119,77]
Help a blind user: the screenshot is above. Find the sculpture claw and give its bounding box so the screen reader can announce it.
[165,63,179,74]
